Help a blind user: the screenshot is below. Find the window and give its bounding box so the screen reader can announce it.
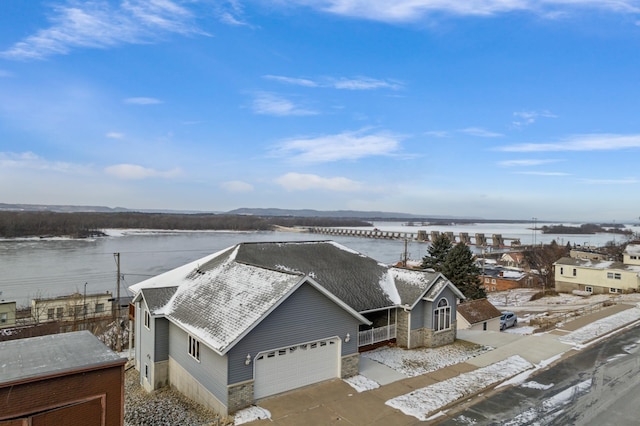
[56,307,64,319]
[560,267,564,275]
[491,279,496,284]
[631,255,638,260]
[188,335,200,361]
[585,286,593,293]
[72,305,83,317]
[144,310,151,329]
[95,303,104,313]
[610,288,622,293]
[607,272,614,279]
[0,313,6,323]
[47,308,54,320]
[572,269,577,277]
[484,278,490,283]
[614,273,621,280]
[145,364,149,379]
[434,298,451,332]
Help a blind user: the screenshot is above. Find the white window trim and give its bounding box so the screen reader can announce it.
[144,310,151,330]
[188,335,201,362]
[434,298,451,332]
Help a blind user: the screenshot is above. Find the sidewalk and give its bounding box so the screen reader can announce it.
[242,303,640,425]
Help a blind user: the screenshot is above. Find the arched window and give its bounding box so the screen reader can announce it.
[434,297,451,332]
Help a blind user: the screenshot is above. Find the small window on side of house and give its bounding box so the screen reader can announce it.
[0,313,6,323]
[614,273,621,280]
[188,335,201,361]
[47,308,54,320]
[560,267,564,275]
[95,303,104,313]
[144,310,151,329]
[607,272,614,279]
[572,269,577,276]
[585,286,593,293]
[56,307,64,318]
[484,278,490,283]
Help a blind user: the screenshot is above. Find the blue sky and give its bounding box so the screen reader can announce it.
[1,1,640,222]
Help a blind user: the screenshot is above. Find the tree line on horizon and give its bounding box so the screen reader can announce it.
[0,211,371,238]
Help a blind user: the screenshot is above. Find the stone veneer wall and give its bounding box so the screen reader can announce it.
[227,380,254,414]
[395,309,409,347]
[341,353,359,378]
[423,324,456,348]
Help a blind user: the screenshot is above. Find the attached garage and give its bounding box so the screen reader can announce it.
[254,337,341,399]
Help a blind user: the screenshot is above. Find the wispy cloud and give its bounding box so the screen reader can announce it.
[264,74,402,90]
[275,129,403,162]
[0,0,203,60]
[0,151,86,173]
[512,110,557,127]
[293,0,640,22]
[221,180,254,192]
[498,133,640,152]
[251,92,318,116]
[275,172,362,191]
[499,159,560,167]
[104,163,181,179]
[424,130,450,138]
[106,132,125,139]
[124,97,163,105]
[581,177,638,184]
[459,127,503,138]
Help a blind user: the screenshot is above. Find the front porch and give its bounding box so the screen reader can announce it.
[358,308,397,348]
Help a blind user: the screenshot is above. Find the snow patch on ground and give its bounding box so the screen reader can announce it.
[520,380,554,390]
[361,341,492,377]
[343,374,380,392]
[501,379,592,426]
[559,306,640,346]
[386,355,533,421]
[233,406,271,424]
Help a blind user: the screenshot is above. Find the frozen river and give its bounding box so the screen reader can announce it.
[1,222,637,307]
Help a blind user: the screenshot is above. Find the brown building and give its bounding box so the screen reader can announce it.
[480,266,535,292]
[0,330,126,426]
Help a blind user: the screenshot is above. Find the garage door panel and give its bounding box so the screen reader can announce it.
[254,338,340,399]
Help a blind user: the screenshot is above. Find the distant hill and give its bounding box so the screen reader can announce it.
[225,207,450,220]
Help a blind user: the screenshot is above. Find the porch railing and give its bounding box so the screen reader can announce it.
[358,324,396,347]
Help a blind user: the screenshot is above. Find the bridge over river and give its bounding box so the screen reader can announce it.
[307,227,522,248]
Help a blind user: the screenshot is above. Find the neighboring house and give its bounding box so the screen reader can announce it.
[500,252,525,268]
[0,301,16,328]
[31,291,113,324]
[569,248,608,261]
[456,298,502,332]
[554,243,640,294]
[130,241,465,415]
[0,330,126,425]
[479,266,533,292]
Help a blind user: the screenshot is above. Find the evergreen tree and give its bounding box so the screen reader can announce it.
[441,242,486,300]
[421,234,452,271]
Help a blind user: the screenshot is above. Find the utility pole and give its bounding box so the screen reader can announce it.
[114,252,121,321]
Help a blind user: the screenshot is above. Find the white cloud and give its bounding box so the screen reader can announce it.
[221,180,254,192]
[581,177,638,184]
[292,1,640,22]
[251,92,317,116]
[106,132,124,139]
[499,133,640,152]
[0,0,203,60]
[124,97,163,105]
[275,172,363,191]
[0,151,87,173]
[498,159,560,167]
[275,129,403,162]
[459,127,503,137]
[512,110,557,127]
[104,163,181,179]
[424,130,450,138]
[264,74,402,90]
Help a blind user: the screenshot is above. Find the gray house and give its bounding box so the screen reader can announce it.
[130,241,465,415]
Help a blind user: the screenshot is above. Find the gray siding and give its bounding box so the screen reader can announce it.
[168,322,229,405]
[227,283,362,384]
[410,300,424,330]
[154,317,170,361]
[424,287,458,328]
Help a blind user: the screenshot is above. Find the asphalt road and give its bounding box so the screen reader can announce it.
[437,324,640,426]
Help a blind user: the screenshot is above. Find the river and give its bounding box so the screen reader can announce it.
[1,222,638,307]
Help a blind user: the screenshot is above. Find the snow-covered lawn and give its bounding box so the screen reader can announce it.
[360,340,492,377]
[386,355,533,421]
[559,305,640,346]
[343,374,380,392]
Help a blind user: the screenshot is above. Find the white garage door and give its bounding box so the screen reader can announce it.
[254,337,340,399]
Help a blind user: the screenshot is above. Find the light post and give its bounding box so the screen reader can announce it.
[83,282,87,320]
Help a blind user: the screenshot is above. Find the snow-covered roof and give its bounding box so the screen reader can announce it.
[456,298,502,324]
[130,241,464,354]
[624,244,640,256]
[554,256,640,272]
